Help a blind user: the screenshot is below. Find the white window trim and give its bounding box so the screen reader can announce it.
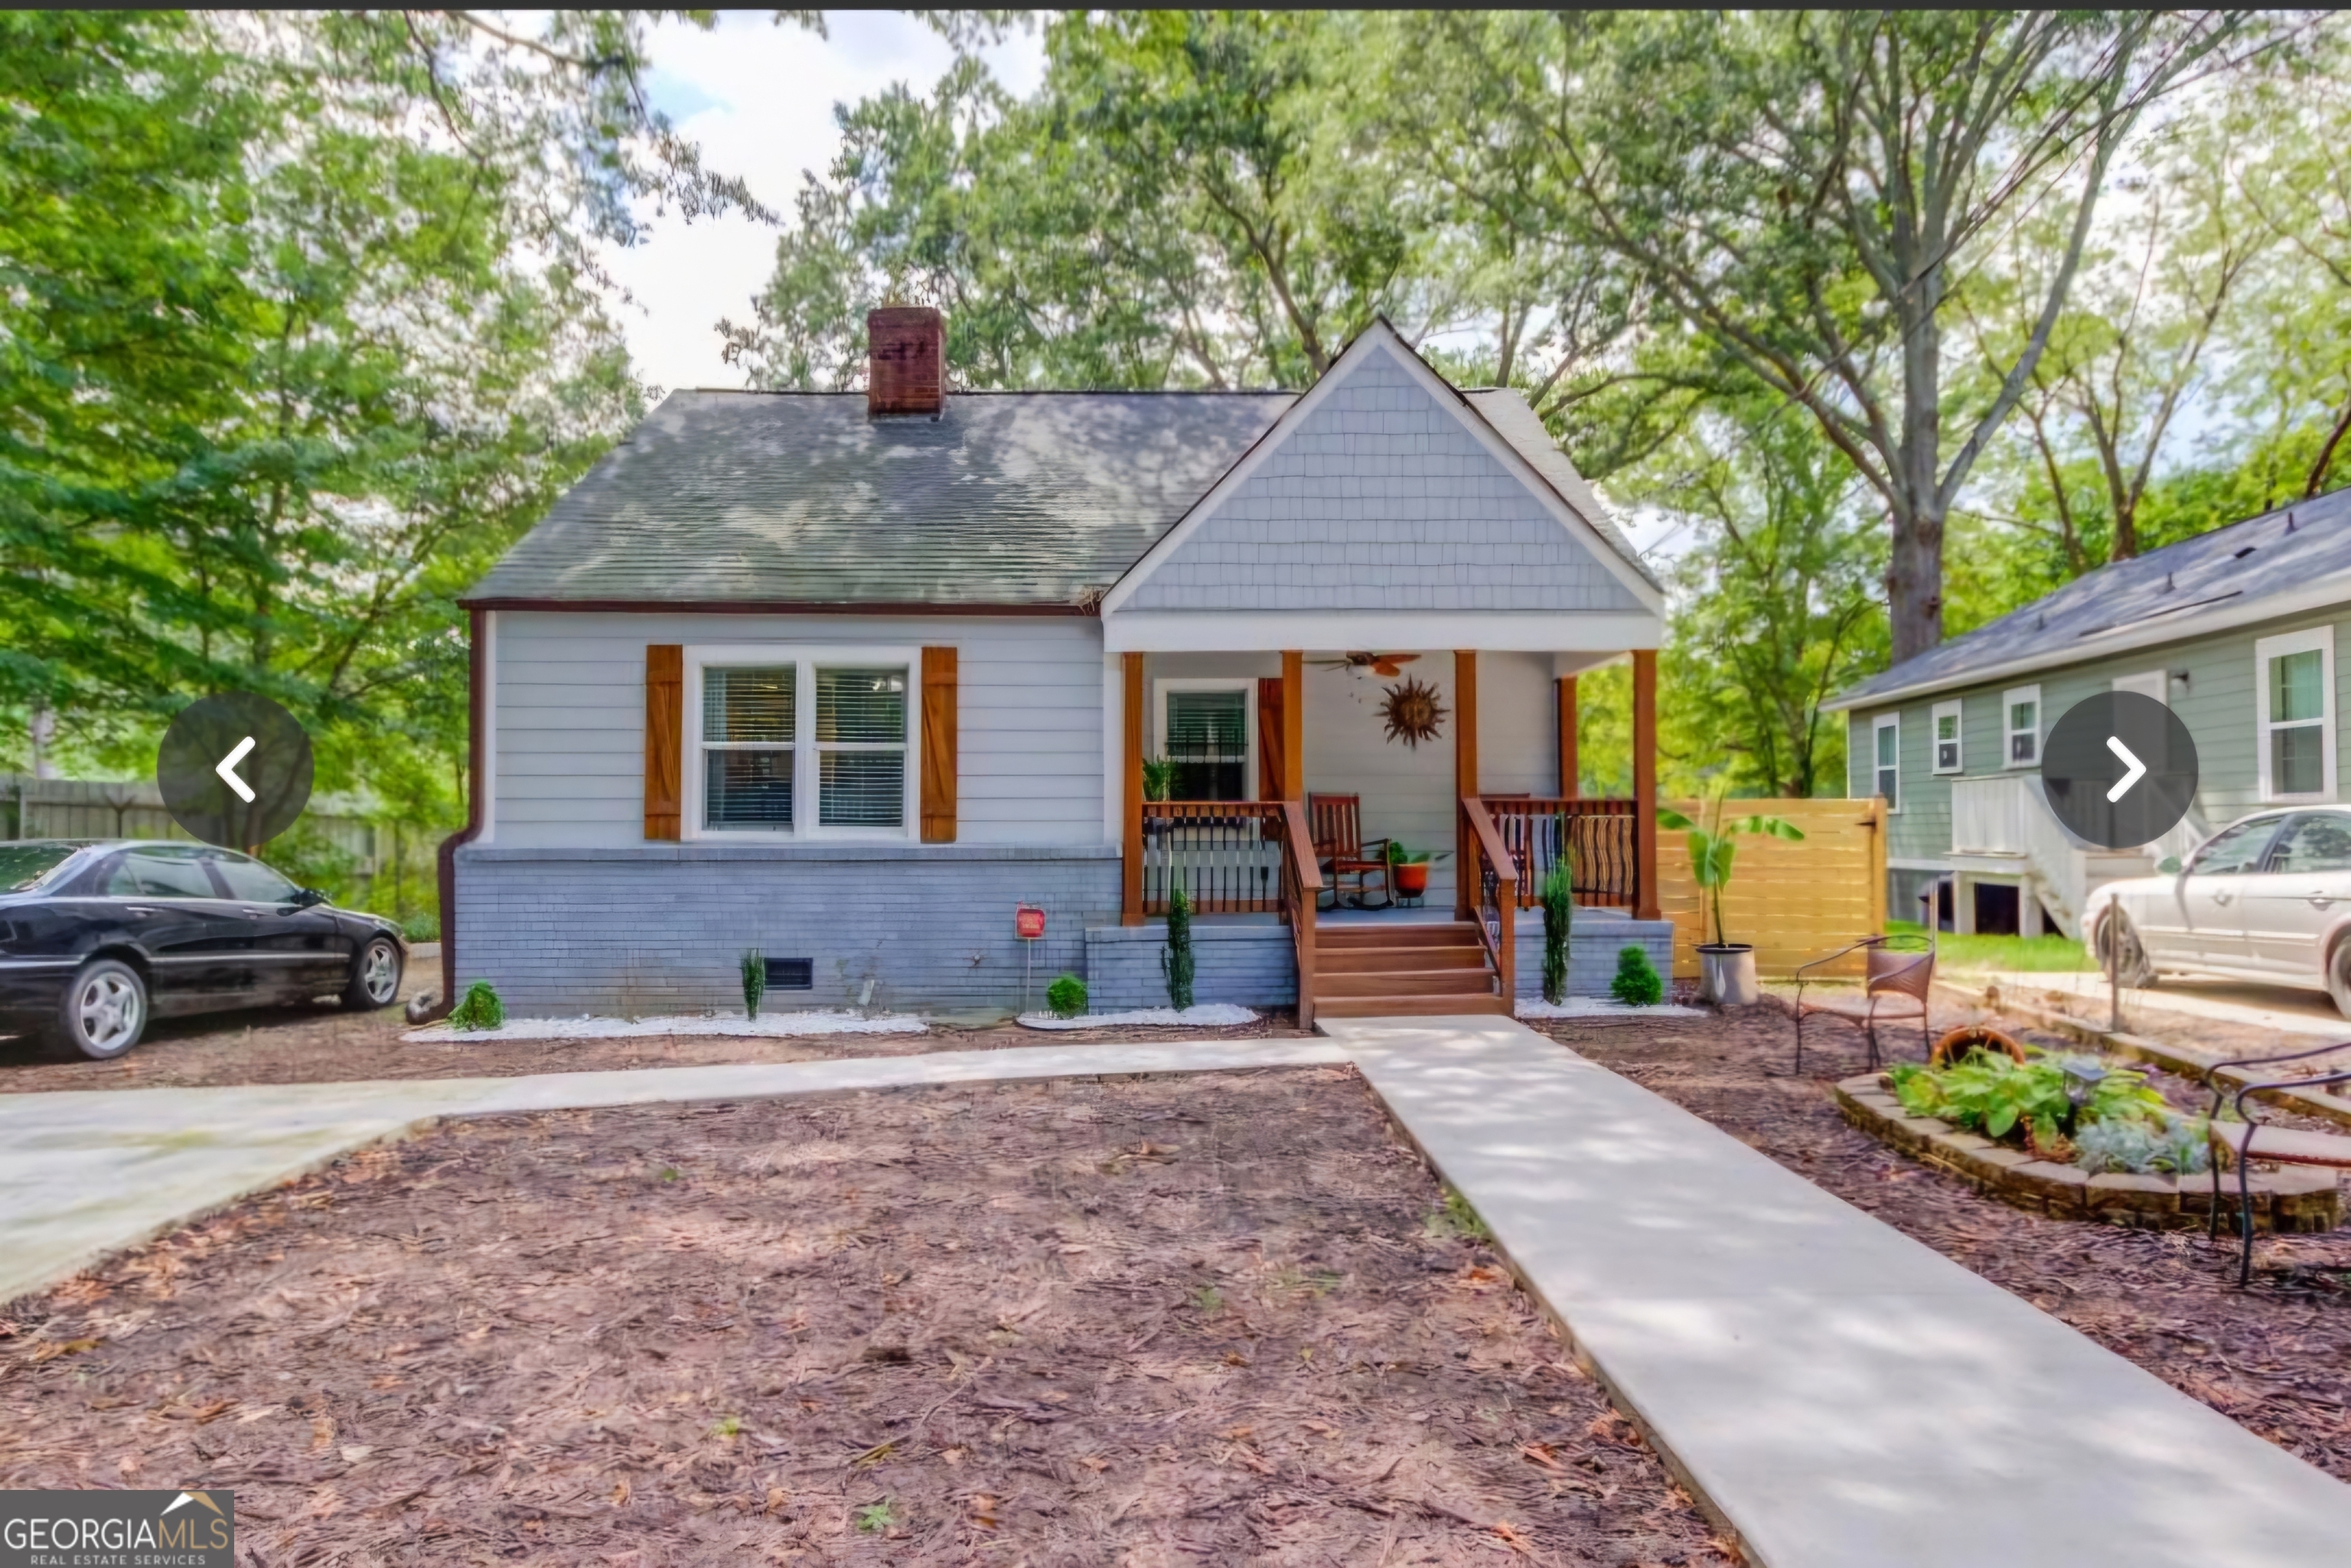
[1153,677,1257,797]
[2003,684,2043,769]
[2255,625,2336,803]
[1930,699,1963,776]
[1872,712,1901,813]
[683,644,921,843]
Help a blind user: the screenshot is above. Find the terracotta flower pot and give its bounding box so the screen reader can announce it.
[1394,862,1430,898]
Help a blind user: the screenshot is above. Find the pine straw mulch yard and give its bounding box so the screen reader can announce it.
[1534,999,2351,1484]
[0,1065,1734,1567]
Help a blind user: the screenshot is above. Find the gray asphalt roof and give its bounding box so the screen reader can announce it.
[465,383,1658,608]
[465,390,1294,608]
[1827,485,2351,710]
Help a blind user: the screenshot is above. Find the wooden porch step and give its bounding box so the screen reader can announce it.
[1312,944,1489,974]
[1314,993,1514,1019]
[1316,922,1484,949]
[1316,968,1499,999]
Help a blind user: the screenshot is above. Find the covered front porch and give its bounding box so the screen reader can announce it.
[1107,644,1663,1025]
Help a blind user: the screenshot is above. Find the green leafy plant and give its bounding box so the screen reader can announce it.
[853,1500,895,1534]
[1539,856,1573,1005]
[1141,757,1177,802]
[1888,1051,2172,1151]
[1657,795,1807,947]
[1046,973,1087,1019]
[1609,944,1663,1007]
[741,949,765,1019]
[1381,840,1451,866]
[399,911,439,944]
[446,980,504,1031]
[1161,884,1195,1010]
[2075,1117,2212,1175]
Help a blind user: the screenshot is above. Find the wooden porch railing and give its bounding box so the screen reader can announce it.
[1480,797,1640,911]
[1136,799,1321,1025]
[1279,800,1321,1030]
[1461,796,1518,1001]
[1140,801,1283,914]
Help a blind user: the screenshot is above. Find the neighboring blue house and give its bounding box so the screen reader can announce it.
[439,314,1675,1022]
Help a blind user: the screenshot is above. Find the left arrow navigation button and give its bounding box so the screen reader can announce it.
[215,735,257,803]
[157,694,313,849]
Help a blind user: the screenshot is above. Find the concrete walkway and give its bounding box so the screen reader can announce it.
[1324,1016,2351,1568]
[0,1041,1345,1308]
[7,1022,2351,1563]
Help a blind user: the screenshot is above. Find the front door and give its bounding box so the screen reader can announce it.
[2242,812,2351,978]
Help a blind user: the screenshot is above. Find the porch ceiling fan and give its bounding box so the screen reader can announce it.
[1310,651,1422,678]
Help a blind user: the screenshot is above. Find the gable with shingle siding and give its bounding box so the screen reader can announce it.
[1117,343,1645,615]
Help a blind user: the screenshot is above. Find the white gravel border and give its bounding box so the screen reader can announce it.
[1016,1004,1259,1031]
[403,1010,928,1044]
[1515,997,1707,1020]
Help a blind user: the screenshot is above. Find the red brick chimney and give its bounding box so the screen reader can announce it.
[867,306,944,417]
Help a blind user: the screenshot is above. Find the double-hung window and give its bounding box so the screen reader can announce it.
[1931,699,1963,774]
[2003,686,2042,768]
[2257,627,2336,801]
[690,648,916,837]
[1872,713,1899,810]
[1156,681,1254,801]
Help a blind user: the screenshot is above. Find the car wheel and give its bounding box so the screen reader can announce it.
[343,935,403,1012]
[58,957,148,1061]
[2327,940,2351,1020]
[2094,908,2154,988]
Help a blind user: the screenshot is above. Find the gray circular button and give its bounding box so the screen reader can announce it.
[157,693,315,849]
[2040,692,2198,850]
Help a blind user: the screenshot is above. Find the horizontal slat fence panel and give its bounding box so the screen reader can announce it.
[1656,797,1887,980]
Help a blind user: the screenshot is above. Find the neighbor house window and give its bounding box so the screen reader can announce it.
[690,649,916,836]
[1872,713,1899,810]
[1932,699,1963,774]
[2257,627,2336,800]
[2003,685,2042,768]
[1156,681,1254,801]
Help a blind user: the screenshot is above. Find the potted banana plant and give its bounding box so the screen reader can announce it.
[1657,796,1805,1005]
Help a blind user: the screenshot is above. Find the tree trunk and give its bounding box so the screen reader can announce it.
[1886,497,1945,664]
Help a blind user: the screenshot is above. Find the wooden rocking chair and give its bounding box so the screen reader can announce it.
[1308,793,1391,910]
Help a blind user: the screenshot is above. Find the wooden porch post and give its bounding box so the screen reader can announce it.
[1122,650,1145,925]
[1455,649,1478,918]
[1633,649,1660,920]
[1281,650,1304,800]
[1557,675,1579,799]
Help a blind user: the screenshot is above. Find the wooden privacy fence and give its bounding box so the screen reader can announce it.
[1656,797,1887,980]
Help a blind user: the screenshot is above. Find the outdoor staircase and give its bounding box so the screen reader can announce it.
[1309,921,1511,1019]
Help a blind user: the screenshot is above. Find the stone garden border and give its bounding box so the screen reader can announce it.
[1832,1073,2343,1233]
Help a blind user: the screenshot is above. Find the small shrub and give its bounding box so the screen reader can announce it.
[1161,885,1195,1010]
[1609,944,1663,1007]
[853,1500,895,1534]
[1046,973,1087,1019]
[1890,1051,2173,1151]
[2075,1117,2212,1175]
[399,911,440,944]
[741,948,765,1019]
[446,980,504,1031]
[1539,855,1573,1005]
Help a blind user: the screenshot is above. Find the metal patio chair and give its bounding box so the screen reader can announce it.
[1790,892,1939,1074]
[2202,1042,2351,1286]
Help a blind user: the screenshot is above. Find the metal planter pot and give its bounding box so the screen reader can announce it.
[1697,944,1759,1006]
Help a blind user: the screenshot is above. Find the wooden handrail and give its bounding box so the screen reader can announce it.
[1280,798,1319,1030]
[1462,796,1517,1004]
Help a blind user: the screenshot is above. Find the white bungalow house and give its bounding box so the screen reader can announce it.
[437,311,1674,1023]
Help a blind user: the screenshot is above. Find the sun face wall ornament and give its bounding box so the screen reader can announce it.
[1378,676,1447,749]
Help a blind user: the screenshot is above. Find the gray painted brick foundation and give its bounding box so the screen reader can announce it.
[1083,921,1297,1012]
[455,844,1118,1017]
[1514,911,1677,999]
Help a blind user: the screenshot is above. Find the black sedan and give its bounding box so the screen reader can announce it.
[0,839,408,1060]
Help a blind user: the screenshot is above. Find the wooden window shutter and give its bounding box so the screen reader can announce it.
[921,646,958,842]
[1256,677,1285,801]
[644,644,683,841]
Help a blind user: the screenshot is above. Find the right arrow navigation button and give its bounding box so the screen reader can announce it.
[2043,692,2199,850]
